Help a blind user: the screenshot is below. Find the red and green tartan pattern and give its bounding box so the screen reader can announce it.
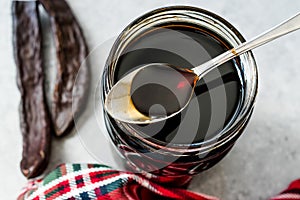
[19,163,300,200]
[20,164,217,200]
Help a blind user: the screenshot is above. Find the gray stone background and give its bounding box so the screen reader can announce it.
[0,0,299,199]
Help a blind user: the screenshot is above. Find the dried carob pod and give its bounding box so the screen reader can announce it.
[12,1,51,178]
[39,0,89,136]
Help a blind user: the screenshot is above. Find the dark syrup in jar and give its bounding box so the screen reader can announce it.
[113,24,242,145]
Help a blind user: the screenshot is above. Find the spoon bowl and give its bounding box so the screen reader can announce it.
[104,63,198,124]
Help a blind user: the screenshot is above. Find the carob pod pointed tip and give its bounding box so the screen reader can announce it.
[12,1,51,179]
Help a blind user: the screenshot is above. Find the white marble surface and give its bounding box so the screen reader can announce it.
[1,0,300,199]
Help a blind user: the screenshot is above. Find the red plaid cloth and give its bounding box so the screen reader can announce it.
[270,179,300,200]
[18,164,300,200]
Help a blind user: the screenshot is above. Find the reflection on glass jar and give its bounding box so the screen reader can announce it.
[102,6,258,186]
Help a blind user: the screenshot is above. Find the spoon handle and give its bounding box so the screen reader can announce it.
[193,13,300,77]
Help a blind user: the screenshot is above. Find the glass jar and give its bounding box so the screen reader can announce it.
[102,6,258,186]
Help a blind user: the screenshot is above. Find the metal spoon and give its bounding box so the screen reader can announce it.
[104,13,300,124]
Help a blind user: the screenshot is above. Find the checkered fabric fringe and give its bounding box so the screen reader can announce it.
[18,163,300,200]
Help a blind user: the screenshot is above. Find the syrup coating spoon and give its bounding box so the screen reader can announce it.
[104,13,300,124]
